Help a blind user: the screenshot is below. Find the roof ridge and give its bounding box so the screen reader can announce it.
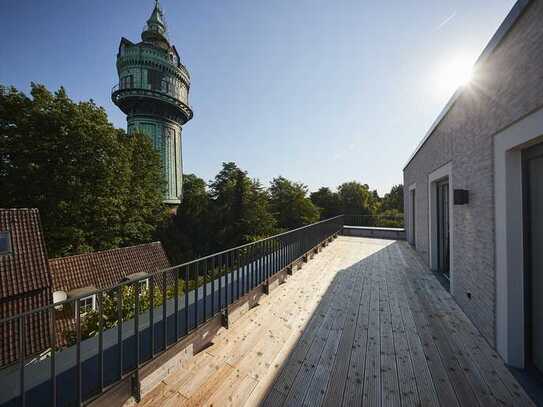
[0,208,40,212]
[403,0,532,169]
[48,241,163,263]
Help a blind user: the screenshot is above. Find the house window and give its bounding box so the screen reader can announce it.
[0,231,12,256]
[78,295,96,315]
[139,279,149,292]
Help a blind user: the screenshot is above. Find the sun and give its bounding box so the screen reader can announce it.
[435,54,475,95]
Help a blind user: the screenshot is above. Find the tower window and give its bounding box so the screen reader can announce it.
[148,69,165,91]
[121,75,133,89]
[0,231,12,256]
[161,79,169,93]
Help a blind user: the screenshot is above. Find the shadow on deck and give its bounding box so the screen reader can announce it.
[135,237,536,407]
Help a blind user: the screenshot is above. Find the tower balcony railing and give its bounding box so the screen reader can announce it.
[111,83,193,120]
[0,216,343,407]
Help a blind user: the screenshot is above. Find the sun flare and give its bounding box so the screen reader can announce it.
[435,54,475,95]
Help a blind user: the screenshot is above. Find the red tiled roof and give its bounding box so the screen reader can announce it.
[50,242,173,346]
[0,209,52,367]
[50,242,171,293]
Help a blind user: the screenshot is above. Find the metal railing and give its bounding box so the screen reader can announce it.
[0,216,343,407]
[343,214,405,228]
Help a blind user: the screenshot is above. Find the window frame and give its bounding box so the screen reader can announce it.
[161,78,169,93]
[77,294,96,317]
[139,278,150,293]
[0,231,13,256]
[121,74,134,89]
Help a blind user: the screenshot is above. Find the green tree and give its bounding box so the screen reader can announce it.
[209,162,276,249]
[0,83,167,257]
[382,184,404,212]
[378,209,404,227]
[337,181,378,216]
[269,176,320,229]
[310,187,342,219]
[157,174,212,264]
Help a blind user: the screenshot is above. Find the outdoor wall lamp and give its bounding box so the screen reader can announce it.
[454,189,469,205]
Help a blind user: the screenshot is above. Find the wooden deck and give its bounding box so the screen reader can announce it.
[135,236,535,406]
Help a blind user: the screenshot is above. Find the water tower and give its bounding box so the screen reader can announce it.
[112,0,193,205]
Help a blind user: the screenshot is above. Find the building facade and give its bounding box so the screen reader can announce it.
[112,0,193,205]
[403,0,543,375]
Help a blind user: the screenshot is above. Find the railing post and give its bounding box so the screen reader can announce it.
[162,272,167,350]
[98,291,104,393]
[193,262,198,328]
[117,288,123,379]
[203,260,208,322]
[150,276,155,357]
[76,300,82,407]
[184,266,189,334]
[221,307,229,329]
[19,316,25,407]
[134,282,141,396]
[50,308,57,407]
[174,269,179,340]
[131,371,141,403]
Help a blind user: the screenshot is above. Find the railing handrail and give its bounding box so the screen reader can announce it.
[344,214,403,218]
[160,214,344,272]
[0,215,344,325]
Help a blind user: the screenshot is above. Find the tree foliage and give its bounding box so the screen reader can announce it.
[157,174,211,265]
[269,176,319,230]
[208,162,277,248]
[337,181,380,216]
[381,184,404,212]
[0,84,168,257]
[309,187,342,219]
[157,163,278,264]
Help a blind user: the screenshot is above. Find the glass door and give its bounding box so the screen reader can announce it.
[411,189,416,247]
[524,143,543,374]
[437,180,450,278]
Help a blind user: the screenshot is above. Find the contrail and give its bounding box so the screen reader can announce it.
[436,11,457,31]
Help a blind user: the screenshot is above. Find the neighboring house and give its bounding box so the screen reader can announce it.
[50,242,172,344]
[403,0,543,377]
[0,208,172,366]
[0,209,52,367]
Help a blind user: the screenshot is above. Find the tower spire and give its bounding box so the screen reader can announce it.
[142,0,167,42]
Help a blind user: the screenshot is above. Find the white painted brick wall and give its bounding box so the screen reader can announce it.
[403,1,543,346]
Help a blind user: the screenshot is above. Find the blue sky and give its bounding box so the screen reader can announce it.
[0,0,515,194]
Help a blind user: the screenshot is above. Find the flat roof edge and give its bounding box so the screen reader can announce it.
[403,0,532,171]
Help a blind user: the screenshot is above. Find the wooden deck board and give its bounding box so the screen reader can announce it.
[132,237,535,407]
[341,265,373,407]
[363,276,381,407]
[379,275,401,407]
[321,275,366,407]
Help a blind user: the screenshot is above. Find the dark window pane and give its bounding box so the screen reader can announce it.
[0,231,12,255]
[148,70,164,91]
